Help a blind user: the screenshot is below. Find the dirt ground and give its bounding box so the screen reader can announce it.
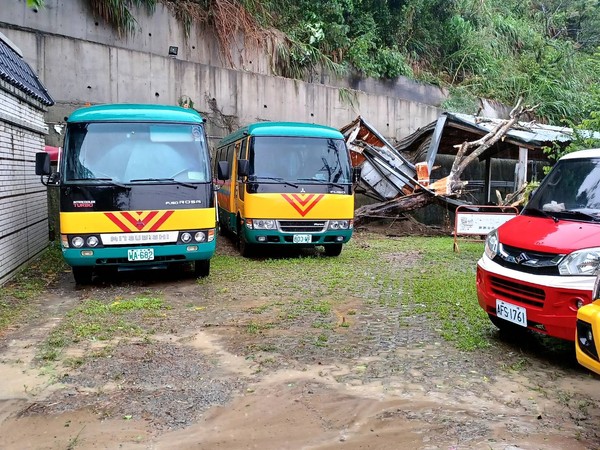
[0,223,599,450]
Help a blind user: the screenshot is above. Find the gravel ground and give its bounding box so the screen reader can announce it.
[0,227,599,449]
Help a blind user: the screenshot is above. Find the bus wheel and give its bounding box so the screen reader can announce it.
[324,244,343,257]
[238,237,255,258]
[72,267,93,285]
[194,260,210,278]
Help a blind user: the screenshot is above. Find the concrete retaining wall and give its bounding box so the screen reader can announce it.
[1,0,446,147]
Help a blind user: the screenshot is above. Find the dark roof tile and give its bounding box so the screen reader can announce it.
[0,34,54,106]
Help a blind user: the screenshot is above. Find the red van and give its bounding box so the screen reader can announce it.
[477,148,600,341]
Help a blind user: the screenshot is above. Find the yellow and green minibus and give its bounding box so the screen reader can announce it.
[214,122,355,257]
[36,104,217,284]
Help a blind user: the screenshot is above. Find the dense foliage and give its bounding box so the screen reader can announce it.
[29,0,600,130]
[256,0,600,126]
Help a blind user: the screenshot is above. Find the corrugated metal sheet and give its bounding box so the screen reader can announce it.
[0,32,54,106]
[446,112,575,146]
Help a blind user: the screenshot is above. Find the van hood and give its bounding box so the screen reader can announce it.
[498,215,600,254]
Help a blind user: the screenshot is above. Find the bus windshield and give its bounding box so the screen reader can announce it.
[248,136,351,184]
[526,158,600,219]
[63,122,211,184]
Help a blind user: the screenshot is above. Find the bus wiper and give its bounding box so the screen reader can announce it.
[525,207,559,223]
[249,176,298,188]
[69,177,130,189]
[296,178,348,190]
[129,178,197,189]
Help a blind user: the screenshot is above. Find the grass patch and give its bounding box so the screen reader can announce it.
[204,235,491,350]
[38,295,166,362]
[0,242,67,332]
[402,237,491,350]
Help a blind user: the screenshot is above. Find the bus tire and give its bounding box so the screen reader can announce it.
[324,244,343,257]
[194,260,210,278]
[239,237,255,258]
[72,267,93,285]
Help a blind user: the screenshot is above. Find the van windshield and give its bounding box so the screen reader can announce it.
[526,158,600,220]
[62,122,211,184]
[248,136,351,184]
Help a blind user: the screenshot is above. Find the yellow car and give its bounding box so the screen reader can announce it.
[576,277,600,375]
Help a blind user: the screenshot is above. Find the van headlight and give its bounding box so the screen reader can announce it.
[558,248,600,275]
[484,229,499,259]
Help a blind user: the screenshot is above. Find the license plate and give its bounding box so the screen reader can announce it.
[293,234,312,244]
[127,248,154,261]
[496,299,527,327]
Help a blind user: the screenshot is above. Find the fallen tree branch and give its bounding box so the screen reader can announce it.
[355,191,435,225]
[448,98,538,194]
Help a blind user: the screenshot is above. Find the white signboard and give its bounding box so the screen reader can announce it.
[455,212,516,236]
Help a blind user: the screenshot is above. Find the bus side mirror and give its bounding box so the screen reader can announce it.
[352,166,362,183]
[238,159,250,178]
[35,152,51,176]
[217,161,230,180]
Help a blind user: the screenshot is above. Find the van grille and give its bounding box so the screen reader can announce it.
[489,275,545,308]
[278,220,327,233]
[494,244,562,275]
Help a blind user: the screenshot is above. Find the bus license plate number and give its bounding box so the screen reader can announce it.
[496,299,527,327]
[128,248,154,261]
[293,234,311,244]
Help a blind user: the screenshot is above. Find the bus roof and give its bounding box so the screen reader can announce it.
[218,122,343,147]
[67,104,205,124]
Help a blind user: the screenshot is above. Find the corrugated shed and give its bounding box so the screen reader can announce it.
[0,32,54,106]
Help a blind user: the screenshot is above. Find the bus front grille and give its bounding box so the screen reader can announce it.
[278,220,327,233]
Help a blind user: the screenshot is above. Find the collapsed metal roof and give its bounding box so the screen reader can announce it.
[442,112,574,147]
[396,112,582,166]
[0,32,54,106]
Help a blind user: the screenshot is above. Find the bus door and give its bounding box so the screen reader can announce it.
[235,138,248,224]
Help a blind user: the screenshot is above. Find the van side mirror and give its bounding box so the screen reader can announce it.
[352,166,362,183]
[36,152,51,176]
[238,159,250,178]
[217,161,230,180]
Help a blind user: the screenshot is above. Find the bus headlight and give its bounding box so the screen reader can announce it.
[72,236,85,248]
[194,231,206,242]
[484,229,499,259]
[253,219,276,230]
[86,236,99,247]
[181,232,192,243]
[329,220,350,230]
[558,248,600,275]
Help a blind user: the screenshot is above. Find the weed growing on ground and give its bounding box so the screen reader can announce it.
[38,295,166,362]
[0,242,67,331]
[203,234,490,351]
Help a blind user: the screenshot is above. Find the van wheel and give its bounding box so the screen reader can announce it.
[194,260,210,278]
[324,244,343,257]
[72,267,93,285]
[488,313,527,335]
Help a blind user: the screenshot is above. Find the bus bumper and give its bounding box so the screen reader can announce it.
[242,228,353,245]
[62,241,216,268]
